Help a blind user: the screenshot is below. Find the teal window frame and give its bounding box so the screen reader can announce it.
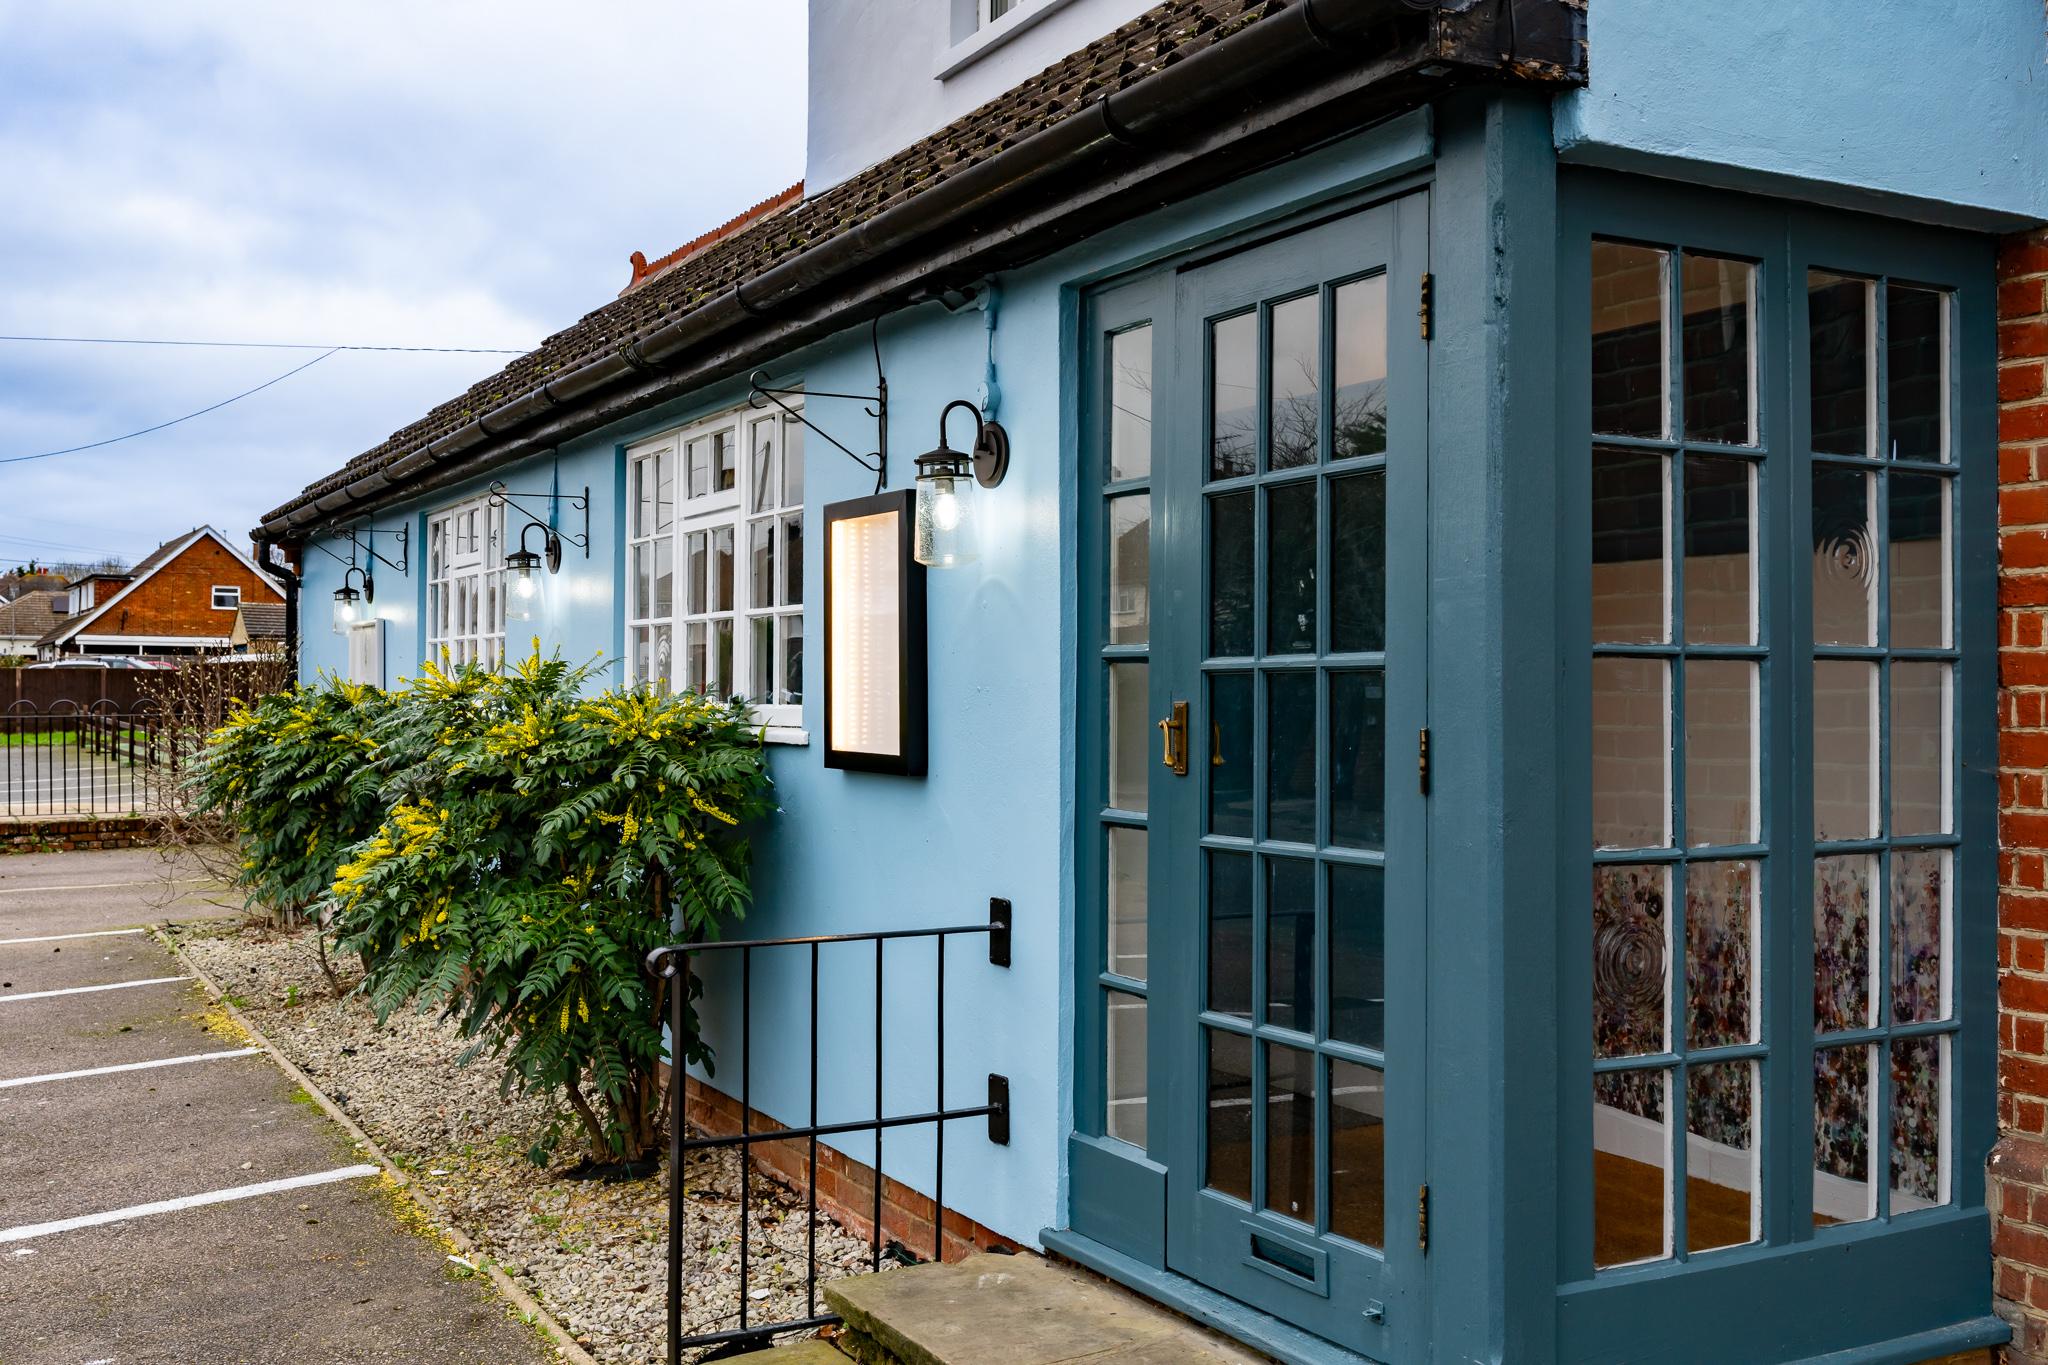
[1557,169,2000,1361]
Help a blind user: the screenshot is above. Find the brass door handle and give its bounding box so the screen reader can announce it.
[1158,701,1189,776]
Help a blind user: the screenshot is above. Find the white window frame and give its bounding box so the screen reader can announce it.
[210,584,241,611]
[426,495,508,669]
[625,400,804,732]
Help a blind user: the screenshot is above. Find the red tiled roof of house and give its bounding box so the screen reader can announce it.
[622,183,805,296]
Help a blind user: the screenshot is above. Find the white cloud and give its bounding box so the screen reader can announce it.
[0,0,807,561]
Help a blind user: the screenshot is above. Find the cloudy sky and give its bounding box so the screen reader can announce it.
[0,2,806,571]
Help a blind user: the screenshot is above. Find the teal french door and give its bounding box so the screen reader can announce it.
[1076,191,1430,1360]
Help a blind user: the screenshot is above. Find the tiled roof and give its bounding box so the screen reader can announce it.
[265,0,1314,524]
[621,183,805,296]
[236,602,287,638]
[0,590,64,640]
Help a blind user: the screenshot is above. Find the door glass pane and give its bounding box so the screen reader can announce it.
[1594,1067,1670,1267]
[1266,672,1316,844]
[1209,672,1253,838]
[1108,826,1147,982]
[1813,661,1878,841]
[1681,254,1755,446]
[1889,471,1948,649]
[1110,325,1154,482]
[1809,272,1872,456]
[1814,854,1876,1035]
[1683,456,1753,645]
[1264,1043,1316,1224]
[1891,661,1949,835]
[1594,865,1669,1058]
[1685,860,1755,1048]
[1591,242,1669,439]
[1329,671,1385,850]
[1684,659,1756,847]
[1890,849,1946,1024]
[1107,661,1148,813]
[1329,1059,1384,1247]
[1887,285,1947,462]
[1812,464,1876,645]
[1330,862,1385,1050]
[1890,1037,1943,1211]
[1267,482,1317,654]
[1331,472,1385,654]
[1109,494,1152,646]
[1211,311,1257,480]
[1265,857,1315,1033]
[1205,1029,1255,1201]
[1592,447,1668,646]
[1592,657,1670,849]
[1269,294,1320,471]
[1333,276,1388,460]
[1814,1044,1875,1225]
[1210,491,1255,657]
[1685,1062,1757,1253]
[1105,990,1148,1148]
[1208,850,1253,1020]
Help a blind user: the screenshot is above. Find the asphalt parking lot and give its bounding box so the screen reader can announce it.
[0,848,554,1364]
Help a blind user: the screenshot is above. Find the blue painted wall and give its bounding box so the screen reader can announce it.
[1555,0,2048,228]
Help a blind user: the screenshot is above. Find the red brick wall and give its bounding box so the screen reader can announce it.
[683,1076,1016,1264]
[0,815,155,854]
[1992,226,2048,1364]
[77,537,280,644]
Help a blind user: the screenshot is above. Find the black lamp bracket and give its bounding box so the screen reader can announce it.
[487,482,591,560]
[933,398,1010,489]
[748,315,892,492]
[307,525,408,578]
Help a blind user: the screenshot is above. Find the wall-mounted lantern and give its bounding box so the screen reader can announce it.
[913,400,1009,568]
[332,565,369,635]
[823,489,928,775]
[503,521,562,624]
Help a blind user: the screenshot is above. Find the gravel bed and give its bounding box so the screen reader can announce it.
[166,918,873,1364]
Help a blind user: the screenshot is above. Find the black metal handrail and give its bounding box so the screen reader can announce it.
[0,699,167,818]
[645,897,1013,1362]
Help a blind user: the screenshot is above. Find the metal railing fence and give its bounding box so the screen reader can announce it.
[0,699,168,817]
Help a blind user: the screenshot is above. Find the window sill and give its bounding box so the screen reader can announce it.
[935,0,1080,81]
[762,726,810,747]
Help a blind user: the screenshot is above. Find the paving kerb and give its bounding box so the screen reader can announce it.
[158,923,602,1365]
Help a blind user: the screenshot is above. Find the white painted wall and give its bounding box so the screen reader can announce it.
[806,0,1157,190]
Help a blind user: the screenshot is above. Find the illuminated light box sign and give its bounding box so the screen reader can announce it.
[823,490,928,775]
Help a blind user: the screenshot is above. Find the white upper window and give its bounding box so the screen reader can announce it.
[626,401,805,729]
[211,585,241,611]
[426,495,507,669]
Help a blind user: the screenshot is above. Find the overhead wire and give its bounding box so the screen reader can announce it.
[0,334,527,354]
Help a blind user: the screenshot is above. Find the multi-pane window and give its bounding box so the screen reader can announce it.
[427,495,507,668]
[625,403,803,727]
[1590,242,1764,1266]
[1586,237,1961,1270]
[210,585,241,611]
[1807,272,1956,1224]
[1095,319,1153,1150]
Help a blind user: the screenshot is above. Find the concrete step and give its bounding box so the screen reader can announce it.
[719,1340,849,1363]
[824,1252,1268,1365]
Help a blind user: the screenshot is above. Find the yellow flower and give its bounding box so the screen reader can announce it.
[576,996,590,1023]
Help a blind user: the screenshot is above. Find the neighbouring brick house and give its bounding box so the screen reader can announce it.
[256,1,2048,1360]
[36,526,283,662]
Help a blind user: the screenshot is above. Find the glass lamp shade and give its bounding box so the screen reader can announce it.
[914,471,978,567]
[331,586,361,635]
[506,554,541,623]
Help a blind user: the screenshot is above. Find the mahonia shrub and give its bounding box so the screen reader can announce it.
[188,676,393,923]
[323,651,773,1166]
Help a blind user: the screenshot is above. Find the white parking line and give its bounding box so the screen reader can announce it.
[0,976,189,1004]
[0,877,213,896]
[0,1048,262,1090]
[0,928,145,946]
[0,1165,382,1244]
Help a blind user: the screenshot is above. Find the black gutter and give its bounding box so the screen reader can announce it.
[263,0,1581,537]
